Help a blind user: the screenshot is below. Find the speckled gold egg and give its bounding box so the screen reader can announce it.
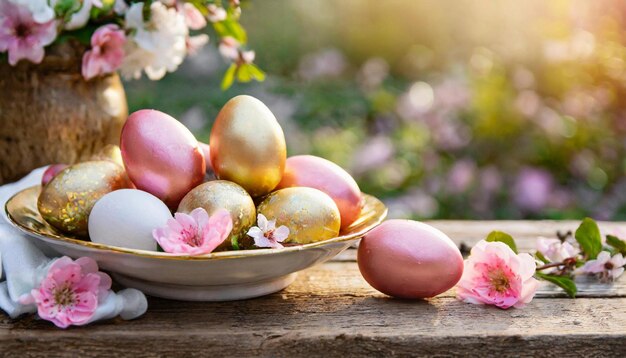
[90,144,132,185]
[178,180,256,251]
[256,187,341,245]
[210,95,287,197]
[38,161,131,237]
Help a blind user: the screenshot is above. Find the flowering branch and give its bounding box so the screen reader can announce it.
[456,217,626,308]
[0,0,264,88]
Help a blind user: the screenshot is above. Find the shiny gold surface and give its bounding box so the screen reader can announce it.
[6,186,387,261]
[257,187,341,244]
[37,161,130,237]
[178,180,256,251]
[90,144,124,167]
[210,95,287,197]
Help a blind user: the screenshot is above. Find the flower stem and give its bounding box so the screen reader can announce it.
[536,262,565,271]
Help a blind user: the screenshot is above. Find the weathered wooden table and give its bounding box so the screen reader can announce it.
[2,221,625,357]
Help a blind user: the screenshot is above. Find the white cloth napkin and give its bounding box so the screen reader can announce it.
[0,167,148,324]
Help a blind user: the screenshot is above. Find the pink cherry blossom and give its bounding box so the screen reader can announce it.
[456,240,539,309]
[207,4,227,23]
[247,214,290,249]
[153,208,233,255]
[0,1,57,66]
[181,3,206,30]
[81,24,126,80]
[575,251,626,281]
[186,34,209,55]
[536,237,580,263]
[19,257,112,329]
[219,36,240,61]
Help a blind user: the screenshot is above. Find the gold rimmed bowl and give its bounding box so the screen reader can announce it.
[5,186,387,301]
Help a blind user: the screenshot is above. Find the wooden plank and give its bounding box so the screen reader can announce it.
[1,262,624,357]
[2,221,626,357]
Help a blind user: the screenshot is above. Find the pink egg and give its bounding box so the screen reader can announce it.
[120,109,205,208]
[277,155,362,229]
[358,220,464,299]
[41,164,68,186]
[199,142,213,172]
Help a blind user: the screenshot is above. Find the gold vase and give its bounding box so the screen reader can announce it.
[0,43,128,184]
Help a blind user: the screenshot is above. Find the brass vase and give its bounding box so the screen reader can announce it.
[0,43,128,184]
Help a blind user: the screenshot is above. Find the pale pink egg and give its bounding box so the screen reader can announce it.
[120,109,205,208]
[358,220,464,298]
[41,164,68,186]
[277,155,362,229]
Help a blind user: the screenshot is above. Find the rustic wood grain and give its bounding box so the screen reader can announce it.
[1,221,625,357]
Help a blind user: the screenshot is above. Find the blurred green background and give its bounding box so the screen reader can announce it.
[124,0,626,220]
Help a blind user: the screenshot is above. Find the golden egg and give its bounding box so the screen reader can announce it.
[210,95,287,197]
[90,144,124,167]
[178,180,256,251]
[90,144,131,184]
[256,187,341,245]
[38,161,131,237]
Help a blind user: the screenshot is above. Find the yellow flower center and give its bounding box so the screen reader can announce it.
[488,269,510,293]
[54,284,76,307]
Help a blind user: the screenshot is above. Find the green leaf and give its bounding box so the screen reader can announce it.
[230,234,240,251]
[90,0,115,19]
[575,218,603,259]
[59,25,99,45]
[54,0,81,16]
[535,272,577,298]
[237,64,253,82]
[213,18,248,43]
[221,63,237,90]
[486,231,518,254]
[247,64,266,81]
[606,234,626,255]
[535,251,549,264]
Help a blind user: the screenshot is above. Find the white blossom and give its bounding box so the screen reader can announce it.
[121,2,188,80]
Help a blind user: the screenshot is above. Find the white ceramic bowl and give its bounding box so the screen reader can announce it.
[5,186,386,301]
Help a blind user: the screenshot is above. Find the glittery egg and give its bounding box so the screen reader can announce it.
[277,155,362,230]
[41,164,68,186]
[210,95,286,197]
[256,187,340,245]
[89,189,172,251]
[38,161,131,237]
[358,220,464,299]
[178,180,256,251]
[121,109,205,208]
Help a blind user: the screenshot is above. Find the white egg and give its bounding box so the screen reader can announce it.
[88,189,172,251]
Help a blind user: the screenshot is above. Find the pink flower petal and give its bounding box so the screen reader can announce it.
[455,240,537,309]
[182,3,207,30]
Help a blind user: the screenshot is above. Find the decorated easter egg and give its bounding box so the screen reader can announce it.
[178,180,256,251]
[91,144,124,167]
[256,187,340,244]
[38,161,131,237]
[210,95,286,197]
[41,164,68,186]
[277,155,362,230]
[198,142,216,180]
[199,142,213,172]
[358,220,464,299]
[88,189,172,251]
[120,109,205,208]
